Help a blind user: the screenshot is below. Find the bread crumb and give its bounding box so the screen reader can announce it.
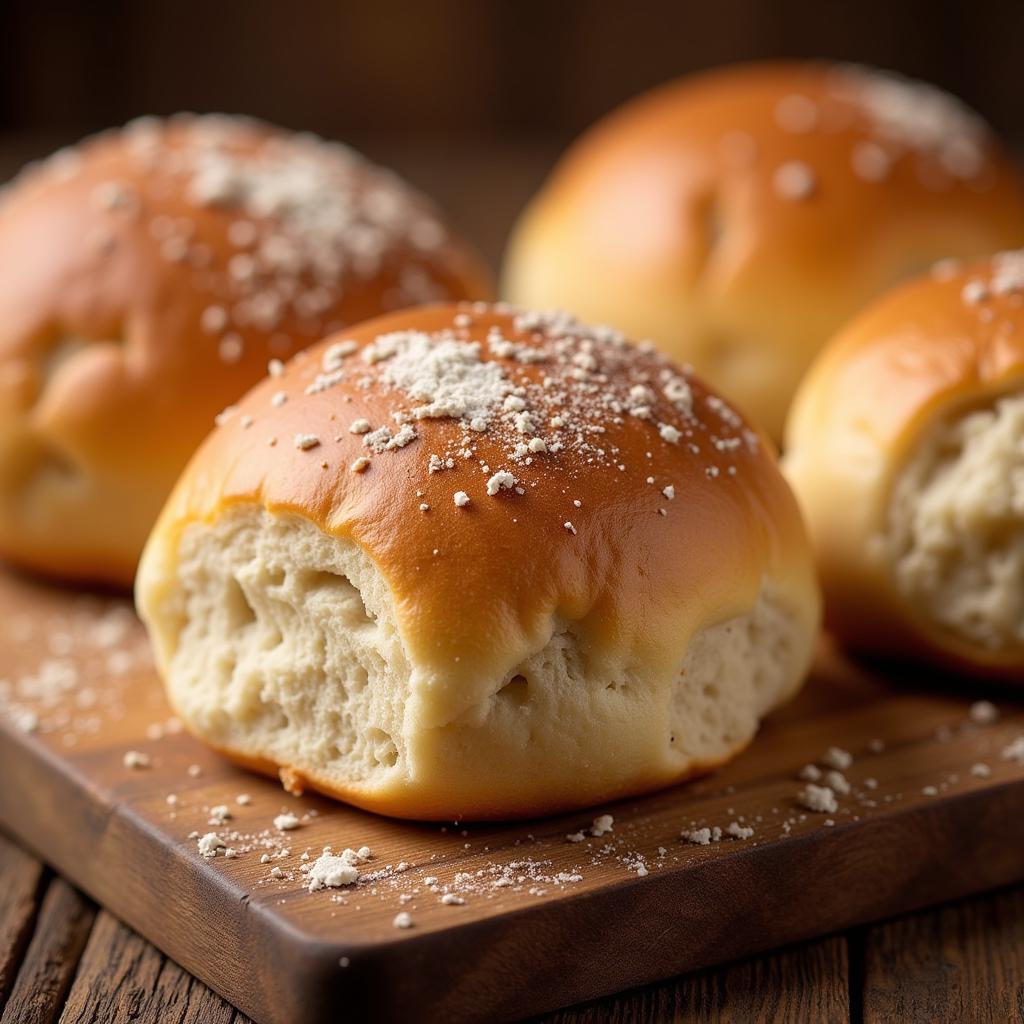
[453,490,470,507]
[351,457,371,473]
[486,470,517,496]
[681,826,722,845]
[726,822,754,840]
[349,418,371,434]
[658,423,681,444]
[821,746,853,771]
[591,814,614,837]
[273,812,301,831]
[798,784,838,813]
[566,831,586,843]
[798,764,822,782]
[235,793,252,805]
[440,893,465,905]
[921,785,939,796]
[971,762,992,778]
[969,700,999,724]
[823,770,851,795]
[197,833,225,858]
[393,912,414,929]
[662,485,675,500]
[307,850,362,891]
[564,521,577,535]
[294,433,320,451]
[123,750,150,769]
[1001,737,1024,762]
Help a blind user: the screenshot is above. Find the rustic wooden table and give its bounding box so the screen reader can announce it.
[1,134,1022,1024]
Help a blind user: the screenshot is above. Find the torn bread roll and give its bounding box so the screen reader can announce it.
[785,250,1024,678]
[503,61,1024,441]
[0,114,491,586]
[136,303,820,820]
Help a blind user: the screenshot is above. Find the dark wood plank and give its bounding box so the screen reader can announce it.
[1,877,95,1024]
[0,830,46,1004]
[540,936,849,1023]
[863,885,1024,1024]
[2,563,1024,1023]
[59,910,245,1024]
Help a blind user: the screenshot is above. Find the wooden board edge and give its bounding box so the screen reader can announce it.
[4,720,1024,1024]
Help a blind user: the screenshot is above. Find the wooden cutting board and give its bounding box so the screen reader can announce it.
[1,567,1023,1024]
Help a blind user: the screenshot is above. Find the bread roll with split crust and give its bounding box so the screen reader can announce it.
[503,61,1024,441]
[785,250,1024,678]
[0,114,492,586]
[136,303,820,820]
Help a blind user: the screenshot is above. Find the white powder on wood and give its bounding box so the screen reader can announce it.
[797,784,837,813]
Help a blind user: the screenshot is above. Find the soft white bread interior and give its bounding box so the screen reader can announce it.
[504,61,1024,440]
[785,250,1024,678]
[0,115,492,586]
[137,304,820,820]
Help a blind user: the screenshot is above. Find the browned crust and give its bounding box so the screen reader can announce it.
[785,253,1024,678]
[0,117,493,587]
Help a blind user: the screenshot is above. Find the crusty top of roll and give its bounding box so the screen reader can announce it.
[503,61,1024,440]
[0,114,491,584]
[785,250,1024,673]
[514,60,1022,287]
[141,303,818,726]
[788,251,1024,454]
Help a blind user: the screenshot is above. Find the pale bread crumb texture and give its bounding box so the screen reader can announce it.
[149,504,808,816]
[887,391,1024,652]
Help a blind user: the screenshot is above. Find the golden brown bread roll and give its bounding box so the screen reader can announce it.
[785,250,1024,678]
[0,115,492,586]
[503,61,1024,440]
[136,302,820,820]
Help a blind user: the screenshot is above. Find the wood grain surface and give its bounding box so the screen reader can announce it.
[4,833,1024,1023]
[1,566,1023,1024]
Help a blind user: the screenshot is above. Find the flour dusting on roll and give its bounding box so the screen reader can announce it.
[137,303,820,820]
[785,249,1024,678]
[504,61,1024,441]
[0,115,491,586]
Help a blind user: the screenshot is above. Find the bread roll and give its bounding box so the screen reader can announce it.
[785,250,1024,678]
[503,62,1024,441]
[0,115,492,586]
[136,303,820,820]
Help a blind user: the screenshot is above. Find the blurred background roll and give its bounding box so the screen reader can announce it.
[0,115,490,586]
[503,61,1024,440]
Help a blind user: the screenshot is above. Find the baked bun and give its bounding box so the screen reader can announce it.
[503,62,1024,441]
[0,115,492,587]
[136,302,820,820]
[785,250,1024,679]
